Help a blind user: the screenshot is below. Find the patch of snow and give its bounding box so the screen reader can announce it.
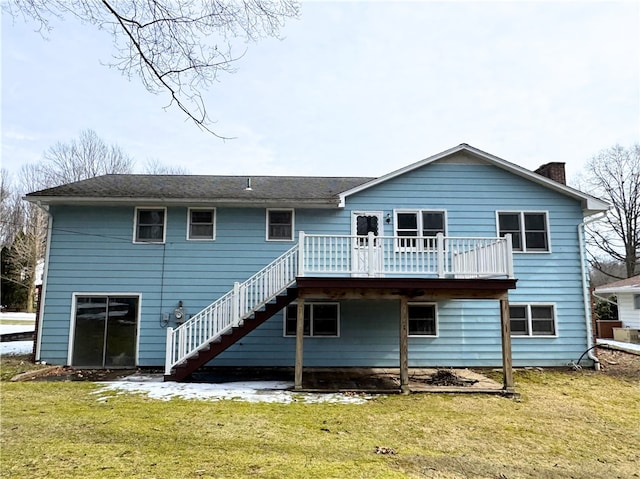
[94,375,375,404]
[0,312,36,321]
[0,340,33,356]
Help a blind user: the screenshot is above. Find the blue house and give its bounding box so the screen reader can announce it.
[26,144,609,393]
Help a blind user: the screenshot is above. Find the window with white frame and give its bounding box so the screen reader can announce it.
[284,303,339,337]
[134,207,166,243]
[408,303,437,336]
[497,211,549,252]
[509,304,556,336]
[395,210,446,248]
[634,294,640,309]
[267,209,294,241]
[188,208,216,240]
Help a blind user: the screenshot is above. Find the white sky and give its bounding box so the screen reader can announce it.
[2,1,639,184]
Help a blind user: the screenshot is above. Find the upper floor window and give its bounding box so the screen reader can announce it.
[408,303,438,336]
[188,208,216,240]
[267,209,294,241]
[134,207,166,243]
[497,211,549,252]
[509,304,556,337]
[395,210,446,249]
[284,303,339,337]
[634,294,640,310]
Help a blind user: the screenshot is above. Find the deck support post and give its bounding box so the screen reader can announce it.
[294,298,305,390]
[500,295,514,392]
[399,297,410,394]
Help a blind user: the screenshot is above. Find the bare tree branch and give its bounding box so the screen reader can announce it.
[578,144,640,279]
[4,0,300,136]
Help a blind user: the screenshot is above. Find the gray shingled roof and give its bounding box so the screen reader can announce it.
[24,174,374,207]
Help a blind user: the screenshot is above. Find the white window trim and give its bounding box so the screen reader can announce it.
[283,302,340,338]
[408,302,439,337]
[266,208,295,241]
[509,302,558,338]
[187,207,216,241]
[393,209,447,252]
[495,210,551,254]
[67,292,142,365]
[133,206,167,244]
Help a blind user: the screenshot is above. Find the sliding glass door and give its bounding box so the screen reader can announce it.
[71,295,139,367]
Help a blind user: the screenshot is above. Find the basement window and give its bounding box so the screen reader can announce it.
[408,303,438,336]
[284,303,339,337]
[510,304,556,337]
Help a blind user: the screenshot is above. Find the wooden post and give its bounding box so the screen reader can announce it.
[399,297,410,394]
[294,299,305,390]
[500,296,514,392]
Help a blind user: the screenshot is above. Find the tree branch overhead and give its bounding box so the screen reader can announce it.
[5,0,300,137]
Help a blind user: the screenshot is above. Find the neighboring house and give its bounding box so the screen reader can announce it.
[25,144,609,392]
[594,275,640,331]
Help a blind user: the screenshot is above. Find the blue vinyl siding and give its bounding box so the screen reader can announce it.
[38,157,591,367]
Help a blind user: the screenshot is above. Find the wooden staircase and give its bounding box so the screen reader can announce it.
[164,287,298,381]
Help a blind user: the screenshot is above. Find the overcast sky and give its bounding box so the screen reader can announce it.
[2,1,639,186]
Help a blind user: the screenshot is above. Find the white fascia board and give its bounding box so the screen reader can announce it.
[338,143,611,216]
[594,285,640,295]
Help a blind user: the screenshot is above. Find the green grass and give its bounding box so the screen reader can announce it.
[1,361,638,479]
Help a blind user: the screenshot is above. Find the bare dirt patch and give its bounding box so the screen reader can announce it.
[596,346,640,380]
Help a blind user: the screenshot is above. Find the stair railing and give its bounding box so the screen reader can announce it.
[165,244,299,374]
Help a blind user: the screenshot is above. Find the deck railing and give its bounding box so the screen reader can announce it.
[299,232,514,279]
[165,232,513,374]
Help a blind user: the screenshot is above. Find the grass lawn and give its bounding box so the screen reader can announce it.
[1,355,638,479]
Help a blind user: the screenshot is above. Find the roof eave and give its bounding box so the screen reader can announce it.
[23,195,342,209]
[338,143,611,216]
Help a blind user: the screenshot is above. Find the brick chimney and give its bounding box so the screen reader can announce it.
[535,162,566,185]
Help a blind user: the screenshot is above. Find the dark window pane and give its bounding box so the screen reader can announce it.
[409,318,435,335]
[191,211,213,223]
[509,306,527,319]
[524,213,546,231]
[137,225,163,241]
[422,212,444,234]
[525,232,548,250]
[532,319,555,335]
[499,213,520,231]
[397,213,418,230]
[531,306,553,319]
[138,210,164,225]
[510,319,529,335]
[285,304,310,336]
[190,224,214,239]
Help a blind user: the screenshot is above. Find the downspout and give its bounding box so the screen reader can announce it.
[578,212,606,370]
[33,201,53,362]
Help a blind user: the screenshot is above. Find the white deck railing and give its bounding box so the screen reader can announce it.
[165,233,513,375]
[299,232,513,279]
